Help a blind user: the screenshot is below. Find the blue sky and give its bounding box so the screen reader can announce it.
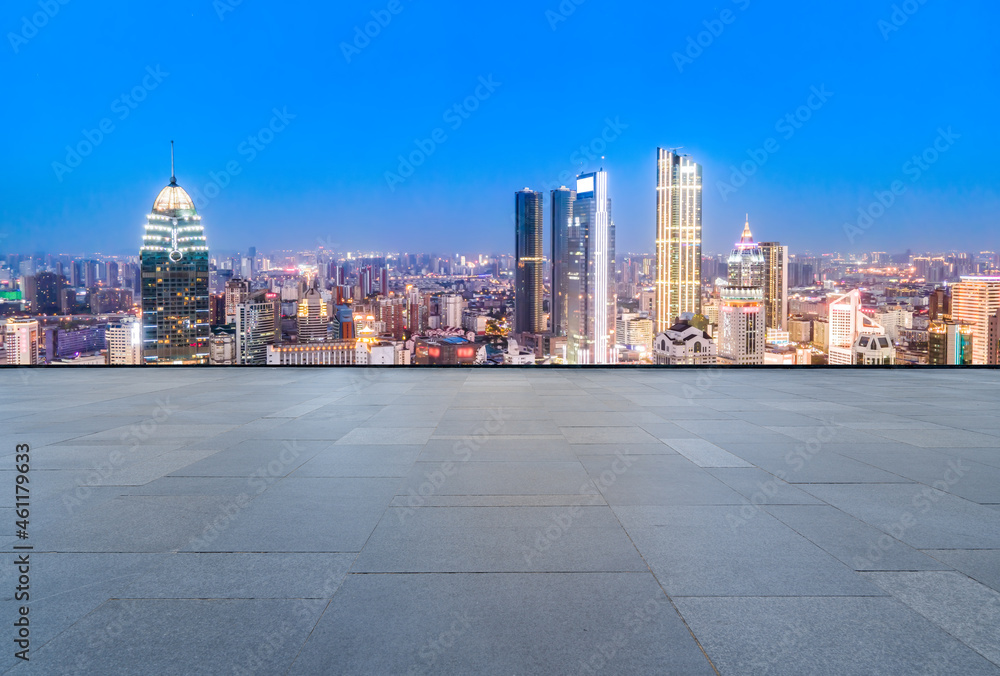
[3,0,998,256]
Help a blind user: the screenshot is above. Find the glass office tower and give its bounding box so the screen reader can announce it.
[550,186,576,338]
[569,171,616,365]
[515,190,545,335]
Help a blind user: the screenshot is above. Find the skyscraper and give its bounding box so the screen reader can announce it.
[550,187,575,338]
[514,189,544,335]
[235,290,280,365]
[4,318,40,365]
[827,290,885,365]
[760,241,789,331]
[140,144,210,365]
[655,149,702,332]
[297,284,329,342]
[718,287,765,365]
[568,171,616,365]
[727,218,765,288]
[951,276,1000,365]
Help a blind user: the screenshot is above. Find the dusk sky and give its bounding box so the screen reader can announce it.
[3,0,998,256]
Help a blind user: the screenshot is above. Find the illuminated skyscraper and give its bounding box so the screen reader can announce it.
[951,276,1000,365]
[514,189,544,334]
[655,149,702,331]
[297,284,330,342]
[550,187,575,337]
[728,218,765,288]
[760,241,789,331]
[718,287,765,365]
[140,144,210,365]
[568,171,616,365]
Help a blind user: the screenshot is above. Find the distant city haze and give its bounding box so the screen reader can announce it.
[4,2,998,254]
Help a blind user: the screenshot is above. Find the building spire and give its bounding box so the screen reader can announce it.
[740,215,754,245]
[170,140,176,185]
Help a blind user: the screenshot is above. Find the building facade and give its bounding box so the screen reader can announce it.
[653,320,717,365]
[655,149,702,331]
[951,276,1000,365]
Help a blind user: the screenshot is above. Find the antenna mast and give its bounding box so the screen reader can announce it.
[170,140,175,183]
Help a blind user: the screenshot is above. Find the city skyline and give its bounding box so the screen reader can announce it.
[4,2,998,255]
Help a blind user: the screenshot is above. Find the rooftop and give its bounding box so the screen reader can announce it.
[3,368,999,675]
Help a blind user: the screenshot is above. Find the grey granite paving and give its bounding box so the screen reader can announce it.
[1,368,999,675]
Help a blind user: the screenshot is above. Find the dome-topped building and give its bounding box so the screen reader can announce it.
[139,143,210,365]
[152,178,197,217]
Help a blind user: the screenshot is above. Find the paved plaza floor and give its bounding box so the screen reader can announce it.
[2,368,999,674]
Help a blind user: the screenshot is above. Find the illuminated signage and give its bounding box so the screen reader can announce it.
[576,176,594,195]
